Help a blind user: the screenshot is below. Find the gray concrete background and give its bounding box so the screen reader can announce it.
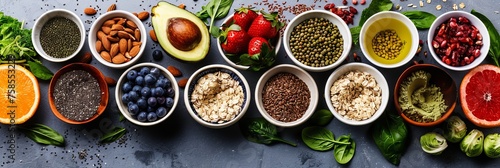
[1,0,500,167]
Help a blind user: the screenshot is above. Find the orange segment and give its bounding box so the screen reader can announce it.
[0,64,40,124]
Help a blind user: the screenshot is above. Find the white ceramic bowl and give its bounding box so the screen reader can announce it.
[115,63,179,126]
[255,64,319,127]
[217,13,282,70]
[324,62,389,126]
[184,64,251,128]
[283,10,351,72]
[89,10,147,69]
[427,11,490,71]
[360,11,419,68]
[32,9,85,62]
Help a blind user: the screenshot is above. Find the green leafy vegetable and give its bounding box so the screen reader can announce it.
[358,0,393,26]
[350,26,361,45]
[484,133,500,158]
[27,60,53,80]
[18,123,65,146]
[239,118,297,146]
[308,109,334,126]
[471,9,500,66]
[371,114,408,165]
[443,115,467,143]
[420,132,448,155]
[334,135,356,164]
[301,126,355,164]
[195,0,234,37]
[460,129,484,157]
[401,11,436,29]
[99,127,127,144]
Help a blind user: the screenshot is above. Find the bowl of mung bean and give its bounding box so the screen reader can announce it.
[359,11,419,68]
[32,9,86,62]
[255,64,319,127]
[184,64,251,129]
[283,10,351,72]
[324,62,389,126]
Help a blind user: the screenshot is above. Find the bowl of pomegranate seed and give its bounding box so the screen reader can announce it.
[216,7,283,71]
[427,11,490,71]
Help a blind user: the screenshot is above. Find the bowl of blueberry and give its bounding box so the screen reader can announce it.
[116,63,179,126]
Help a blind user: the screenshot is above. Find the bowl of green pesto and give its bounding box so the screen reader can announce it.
[394,63,457,127]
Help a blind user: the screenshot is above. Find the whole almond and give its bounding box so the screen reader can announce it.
[116,18,127,25]
[112,54,127,64]
[149,29,158,42]
[107,4,116,12]
[125,52,132,59]
[110,43,119,57]
[84,7,97,15]
[102,37,111,51]
[167,66,182,77]
[101,26,111,35]
[129,45,140,57]
[103,19,115,27]
[105,76,117,86]
[109,30,118,37]
[111,24,124,31]
[127,39,132,51]
[125,20,137,30]
[178,78,188,88]
[97,31,106,41]
[137,11,149,20]
[80,52,92,63]
[134,29,141,41]
[132,12,139,17]
[124,28,134,34]
[112,17,123,21]
[117,31,131,39]
[107,35,120,43]
[100,51,112,62]
[132,41,142,46]
[96,40,103,53]
[119,39,127,55]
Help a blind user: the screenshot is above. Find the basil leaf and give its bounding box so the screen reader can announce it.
[402,11,436,29]
[99,127,127,144]
[358,0,393,26]
[239,118,297,146]
[350,26,361,45]
[302,126,336,151]
[333,135,356,164]
[27,60,53,80]
[19,123,65,146]
[196,0,234,37]
[371,114,408,165]
[308,109,333,126]
[471,9,500,67]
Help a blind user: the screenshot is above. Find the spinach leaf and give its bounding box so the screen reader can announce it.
[334,135,356,164]
[358,0,393,26]
[99,127,127,144]
[402,11,436,29]
[471,9,500,66]
[308,109,334,126]
[28,60,53,80]
[195,0,234,37]
[302,126,336,151]
[350,26,361,45]
[371,114,408,165]
[239,118,297,146]
[18,124,65,146]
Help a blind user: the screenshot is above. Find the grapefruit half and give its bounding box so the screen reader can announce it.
[460,64,500,128]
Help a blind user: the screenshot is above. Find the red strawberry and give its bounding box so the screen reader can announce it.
[248,37,270,56]
[247,12,284,39]
[220,24,250,54]
[232,7,258,31]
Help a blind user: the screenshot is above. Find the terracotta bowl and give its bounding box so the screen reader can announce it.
[48,63,109,124]
[394,63,457,127]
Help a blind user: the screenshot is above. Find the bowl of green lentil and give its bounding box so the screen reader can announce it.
[359,11,419,68]
[283,10,351,72]
[32,9,86,62]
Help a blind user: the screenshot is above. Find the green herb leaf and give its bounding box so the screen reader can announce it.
[99,127,127,144]
[27,60,53,80]
[195,0,234,37]
[402,11,436,29]
[308,109,334,126]
[358,0,393,26]
[471,9,500,67]
[239,118,297,146]
[371,114,408,165]
[18,123,65,146]
[302,126,336,151]
[350,26,361,45]
[333,135,356,164]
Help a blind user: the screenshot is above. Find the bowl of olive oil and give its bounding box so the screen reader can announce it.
[359,11,418,68]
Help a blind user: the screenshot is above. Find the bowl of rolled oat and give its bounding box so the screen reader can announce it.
[324,62,389,126]
[184,64,251,129]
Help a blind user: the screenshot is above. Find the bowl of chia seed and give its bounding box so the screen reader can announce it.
[48,63,109,124]
[32,9,86,62]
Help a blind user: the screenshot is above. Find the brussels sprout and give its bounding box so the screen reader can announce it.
[460,129,484,157]
[420,132,448,155]
[443,116,467,143]
[484,133,500,158]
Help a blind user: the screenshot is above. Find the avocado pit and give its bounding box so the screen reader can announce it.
[167,17,201,51]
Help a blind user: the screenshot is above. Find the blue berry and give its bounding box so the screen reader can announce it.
[156,97,166,105]
[152,50,163,61]
[127,101,134,108]
[147,97,157,107]
[147,106,156,113]
[147,112,157,122]
[156,107,167,118]
[139,67,150,76]
[155,78,168,88]
[137,98,147,109]
[137,112,147,122]
[140,87,151,97]
[128,103,139,115]
[121,93,130,104]
[132,85,142,92]
[154,87,164,97]
[135,76,145,86]
[150,88,157,97]
[128,91,139,101]
[126,70,138,81]
[166,87,175,98]
[122,82,133,93]
[150,68,161,78]
[144,74,157,85]
[165,97,174,108]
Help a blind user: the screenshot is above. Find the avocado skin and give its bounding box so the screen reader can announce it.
[151,1,210,62]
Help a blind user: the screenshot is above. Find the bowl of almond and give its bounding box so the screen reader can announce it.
[89,10,147,69]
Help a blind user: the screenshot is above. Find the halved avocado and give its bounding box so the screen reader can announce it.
[151,1,210,62]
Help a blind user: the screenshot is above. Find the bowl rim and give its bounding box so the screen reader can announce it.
[88,10,147,69]
[283,9,352,72]
[359,11,419,69]
[183,64,251,128]
[48,63,109,124]
[426,10,490,71]
[324,62,389,126]
[393,63,457,127]
[115,62,180,126]
[255,64,319,127]
[32,8,86,62]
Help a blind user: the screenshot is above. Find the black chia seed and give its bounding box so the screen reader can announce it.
[53,70,101,121]
[40,17,81,58]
